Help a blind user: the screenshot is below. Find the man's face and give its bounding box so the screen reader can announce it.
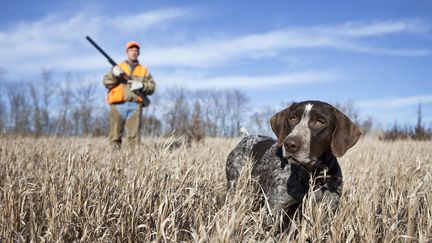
[126,47,140,62]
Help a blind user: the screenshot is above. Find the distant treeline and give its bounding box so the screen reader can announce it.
[0,69,429,140]
[0,70,257,137]
[379,103,432,141]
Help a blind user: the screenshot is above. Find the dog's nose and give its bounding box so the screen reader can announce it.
[284,138,300,153]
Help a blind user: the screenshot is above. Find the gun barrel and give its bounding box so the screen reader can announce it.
[86,36,117,66]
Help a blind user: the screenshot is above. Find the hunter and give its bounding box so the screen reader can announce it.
[103,41,156,148]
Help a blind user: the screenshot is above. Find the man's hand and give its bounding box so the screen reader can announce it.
[112,66,124,77]
[129,80,143,91]
[142,82,155,94]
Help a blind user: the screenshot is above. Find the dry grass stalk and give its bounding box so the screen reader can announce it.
[0,136,431,242]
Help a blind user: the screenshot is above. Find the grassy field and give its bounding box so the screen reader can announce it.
[0,135,431,242]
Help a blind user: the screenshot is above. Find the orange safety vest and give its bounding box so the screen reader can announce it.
[107,62,148,104]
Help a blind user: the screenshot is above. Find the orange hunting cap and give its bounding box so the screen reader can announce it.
[125,41,140,50]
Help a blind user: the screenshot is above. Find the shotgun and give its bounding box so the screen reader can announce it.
[86,36,150,106]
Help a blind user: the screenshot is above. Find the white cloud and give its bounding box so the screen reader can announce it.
[157,70,340,89]
[141,19,431,67]
[356,94,432,128]
[318,19,430,37]
[112,8,192,34]
[0,12,430,77]
[0,8,191,73]
[358,95,432,109]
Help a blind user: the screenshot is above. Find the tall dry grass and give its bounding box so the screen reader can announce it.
[0,135,431,242]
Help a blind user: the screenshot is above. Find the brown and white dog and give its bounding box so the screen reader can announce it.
[226,100,361,220]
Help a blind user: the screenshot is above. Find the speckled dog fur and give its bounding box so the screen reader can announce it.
[226,101,361,219]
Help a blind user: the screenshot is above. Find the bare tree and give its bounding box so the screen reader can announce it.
[141,115,162,137]
[54,73,73,136]
[248,105,276,136]
[360,116,374,135]
[29,83,43,136]
[250,111,263,134]
[333,99,375,134]
[225,89,249,136]
[141,91,162,137]
[413,102,431,140]
[91,106,109,137]
[143,89,160,119]
[195,89,219,136]
[40,69,53,134]
[71,81,96,135]
[163,87,190,136]
[334,99,360,124]
[0,69,6,133]
[7,83,31,135]
[187,88,250,137]
[187,99,205,143]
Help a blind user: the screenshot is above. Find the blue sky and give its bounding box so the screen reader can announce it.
[1,0,431,128]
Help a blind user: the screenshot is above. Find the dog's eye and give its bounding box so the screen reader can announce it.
[316,119,325,125]
[289,115,298,121]
[311,119,325,128]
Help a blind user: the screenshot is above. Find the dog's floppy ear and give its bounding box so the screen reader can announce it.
[331,108,362,157]
[270,107,291,146]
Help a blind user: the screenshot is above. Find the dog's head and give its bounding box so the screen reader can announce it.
[270,101,361,169]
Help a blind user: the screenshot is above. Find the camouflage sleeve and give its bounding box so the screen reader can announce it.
[142,72,156,95]
[103,71,121,89]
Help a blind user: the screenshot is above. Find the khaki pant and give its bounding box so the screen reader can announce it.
[109,102,142,148]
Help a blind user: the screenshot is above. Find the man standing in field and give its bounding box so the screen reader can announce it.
[103,41,156,148]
